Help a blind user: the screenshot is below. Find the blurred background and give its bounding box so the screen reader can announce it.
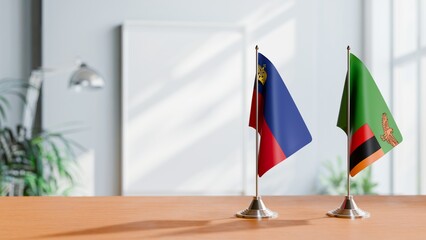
[0,0,424,196]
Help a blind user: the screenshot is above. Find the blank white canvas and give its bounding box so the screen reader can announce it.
[122,22,247,195]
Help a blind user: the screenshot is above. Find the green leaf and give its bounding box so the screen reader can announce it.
[24,174,38,194]
[0,122,80,196]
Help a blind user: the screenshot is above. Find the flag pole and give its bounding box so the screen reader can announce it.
[346,45,351,198]
[236,45,277,219]
[255,45,259,198]
[326,46,370,219]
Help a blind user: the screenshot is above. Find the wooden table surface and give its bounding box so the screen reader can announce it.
[1,196,426,239]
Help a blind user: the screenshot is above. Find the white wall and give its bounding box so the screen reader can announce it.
[42,0,363,195]
[0,0,32,126]
[365,0,426,195]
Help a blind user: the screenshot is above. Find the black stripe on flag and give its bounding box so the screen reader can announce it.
[350,136,381,171]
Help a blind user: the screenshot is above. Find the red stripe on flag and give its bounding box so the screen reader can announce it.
[350,124,375,154]
[249,90,264,134]
[258,122,287,177]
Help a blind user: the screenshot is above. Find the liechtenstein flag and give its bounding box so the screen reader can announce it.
[249,53,312,177]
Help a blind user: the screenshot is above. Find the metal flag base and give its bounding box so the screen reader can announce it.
[327,195,370,219]
[236,196,278,219]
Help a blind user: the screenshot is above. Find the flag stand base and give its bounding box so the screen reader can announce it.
[327,195,370,219]
[236,196,278,219]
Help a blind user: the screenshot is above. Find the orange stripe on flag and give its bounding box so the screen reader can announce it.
[350,124,375,154]
[350,148,384,177]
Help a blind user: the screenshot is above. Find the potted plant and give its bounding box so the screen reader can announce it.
[0,79,80,196]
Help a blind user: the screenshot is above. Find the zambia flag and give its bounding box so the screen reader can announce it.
[249,53,312,177]
[337,53,403,177]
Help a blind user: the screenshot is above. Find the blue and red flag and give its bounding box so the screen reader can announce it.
[249,53,312,177]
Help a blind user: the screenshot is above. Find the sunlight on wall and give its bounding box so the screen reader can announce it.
[366,0,425,195]
[241,0,294,32]
[258,19,295,67]
[393,0,417,58]
[423,1,426,48]
[393,62,419,194]
[172,31,244,79]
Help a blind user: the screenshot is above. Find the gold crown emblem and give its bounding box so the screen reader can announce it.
[257,64,267,85]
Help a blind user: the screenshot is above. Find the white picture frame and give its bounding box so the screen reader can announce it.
[121,21,248,195]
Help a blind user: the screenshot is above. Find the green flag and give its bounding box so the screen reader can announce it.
[337,53,402,177]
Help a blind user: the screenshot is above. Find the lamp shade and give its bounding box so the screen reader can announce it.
[69,63,104,90]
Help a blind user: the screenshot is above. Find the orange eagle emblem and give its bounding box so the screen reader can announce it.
[380,113,398,147]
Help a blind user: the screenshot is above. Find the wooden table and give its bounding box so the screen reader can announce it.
[1,196,425,239]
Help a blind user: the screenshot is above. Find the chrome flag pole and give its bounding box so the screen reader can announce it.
[236,45,277,219]
[327,46,370,219]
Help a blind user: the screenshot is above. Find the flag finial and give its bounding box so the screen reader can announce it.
[347,45,351,51]
[255,45,259,51]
